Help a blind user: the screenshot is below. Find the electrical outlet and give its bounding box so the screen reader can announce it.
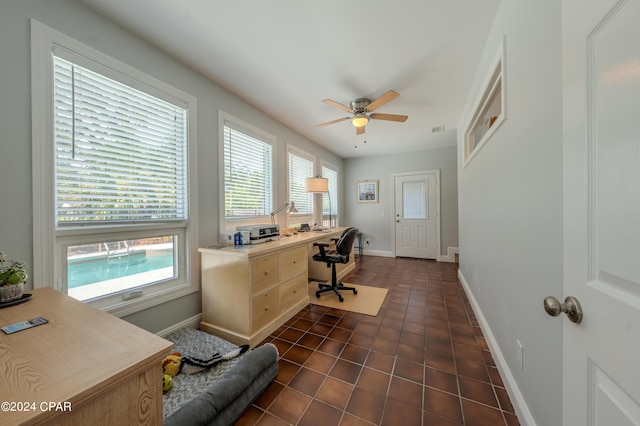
[516,340,524,370]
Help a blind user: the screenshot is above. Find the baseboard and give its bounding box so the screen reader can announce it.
[439,247,459,263]
[156,313,202,338]
[457,270,536,426]
[362,249,393,257]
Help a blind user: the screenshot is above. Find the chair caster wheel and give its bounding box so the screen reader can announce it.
[315,292,321,298]
[339,296,344,302]
[353,289,358,295]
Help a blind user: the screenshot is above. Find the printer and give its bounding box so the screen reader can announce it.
[236,224,280,244]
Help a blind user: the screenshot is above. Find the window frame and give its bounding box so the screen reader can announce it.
[321,161,339,227]
[286,145,315,227]
[219,111,276,232]
[31,20,199,317]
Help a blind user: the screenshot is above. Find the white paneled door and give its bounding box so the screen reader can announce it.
[393,171,439,259]
[562,0,640,424]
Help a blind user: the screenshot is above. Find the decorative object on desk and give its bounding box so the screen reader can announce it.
[0,252,28,303]
[308,282,388,316]
[270,201,298,224]
[306,176,333,227]
[0,293,32,309]
[357,180,378,203]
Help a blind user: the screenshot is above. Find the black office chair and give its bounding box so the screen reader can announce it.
[312,227,359,302]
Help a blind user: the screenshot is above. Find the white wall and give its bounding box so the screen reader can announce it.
[457,1,563,425]
[344,145,458,257]
[0,0,342,333]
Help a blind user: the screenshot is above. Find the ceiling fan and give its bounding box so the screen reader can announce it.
[317,90,408,135]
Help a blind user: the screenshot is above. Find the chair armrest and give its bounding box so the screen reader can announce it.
[313,242,329,260]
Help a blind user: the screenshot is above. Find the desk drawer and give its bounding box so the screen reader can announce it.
[252,288,279,330]
[280,245,307,282]
[280,273,308,312]
[251,253,279,294]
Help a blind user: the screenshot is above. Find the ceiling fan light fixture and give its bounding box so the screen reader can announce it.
[351,114,369,128]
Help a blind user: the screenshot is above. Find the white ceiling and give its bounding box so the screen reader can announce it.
[75,0,500,158]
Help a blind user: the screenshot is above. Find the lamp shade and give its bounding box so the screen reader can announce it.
[305,177,329,193]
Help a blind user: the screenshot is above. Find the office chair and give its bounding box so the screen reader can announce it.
[312,227,359,302]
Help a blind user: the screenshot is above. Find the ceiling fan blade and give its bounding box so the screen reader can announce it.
[370,113,408,122]
[322,99,353,113]
[316,116,351,127]
[366,90,399,112]
[356,126,365,135]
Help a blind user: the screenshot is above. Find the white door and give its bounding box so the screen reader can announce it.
[561,0,640,424]
[393,171,438,259]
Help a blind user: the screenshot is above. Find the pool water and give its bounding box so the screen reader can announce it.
[68,250,174,288]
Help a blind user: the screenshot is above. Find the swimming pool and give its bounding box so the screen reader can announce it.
[68,249,175,289]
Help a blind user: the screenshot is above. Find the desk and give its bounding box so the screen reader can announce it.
[199,227,355,346]
[0,288,173,426]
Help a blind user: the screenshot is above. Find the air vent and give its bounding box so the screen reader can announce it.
[432,125,446,133]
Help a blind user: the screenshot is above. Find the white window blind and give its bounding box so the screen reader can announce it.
[322,166,338,216]
[223,124,273,217]
[53,56,188,225]
[288,151,313,215]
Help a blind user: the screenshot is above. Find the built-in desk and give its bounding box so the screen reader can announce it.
[0,288,173,426]
[199,227,355,346]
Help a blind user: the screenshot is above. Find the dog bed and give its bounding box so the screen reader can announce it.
[163,328,278,426]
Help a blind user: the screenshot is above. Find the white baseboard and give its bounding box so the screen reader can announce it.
[156,313,202,338]
[362,249,394,257]
[439,247,459,263]
[457,270,536,426]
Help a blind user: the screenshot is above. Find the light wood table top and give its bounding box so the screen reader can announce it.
[200,227,349,258]
[0,288,172,425]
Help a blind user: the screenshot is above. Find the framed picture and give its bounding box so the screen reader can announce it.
[357,180,378,203]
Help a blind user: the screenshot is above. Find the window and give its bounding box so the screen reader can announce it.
[288,147,314,224]
[222,117,274,220]
[322,165,338,227]
[32,20,198,316]
[463,36,506,166]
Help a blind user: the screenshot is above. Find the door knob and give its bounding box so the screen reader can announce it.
[544,296,583,323]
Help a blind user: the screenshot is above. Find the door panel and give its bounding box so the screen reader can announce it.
[563,0,640,423]
[394,172,438,259]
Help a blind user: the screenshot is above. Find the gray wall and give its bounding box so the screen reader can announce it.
[0,0,342,333]
[344,145,458,256]
[457,1,563,424]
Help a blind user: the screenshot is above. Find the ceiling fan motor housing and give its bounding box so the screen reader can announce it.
[350,98,371,113]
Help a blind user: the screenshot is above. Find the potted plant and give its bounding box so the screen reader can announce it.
[0,252,28,303]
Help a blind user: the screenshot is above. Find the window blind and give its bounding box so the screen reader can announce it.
[288,151,313,215]
[53,56,188,225]
[223,124,273,217]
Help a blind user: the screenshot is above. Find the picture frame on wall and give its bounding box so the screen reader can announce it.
[357,180,378,203]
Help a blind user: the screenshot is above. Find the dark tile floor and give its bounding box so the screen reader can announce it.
[236,256,520,426]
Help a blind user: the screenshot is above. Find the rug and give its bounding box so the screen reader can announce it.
[308,282,388,316]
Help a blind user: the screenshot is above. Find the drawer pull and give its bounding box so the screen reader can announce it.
[264,270,269,275]
[293,260,297,264]
[264,306,269,311]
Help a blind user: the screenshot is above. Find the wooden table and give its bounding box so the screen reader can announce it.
[0,288,173,426]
